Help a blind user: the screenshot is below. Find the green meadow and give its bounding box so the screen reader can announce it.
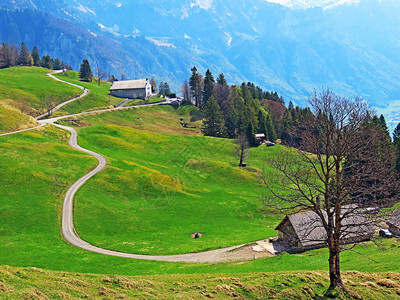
[72,123,281,255]
[53,70,122,115]
[0,67,81,111]
[0,67,81,133]
[1,67,400,298]
[1,114,400,278]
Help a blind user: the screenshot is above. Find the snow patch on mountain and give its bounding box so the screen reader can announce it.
[76,4,96,16]
[264,0,359,9]
[191,0,213,10]
[146,37,176,48]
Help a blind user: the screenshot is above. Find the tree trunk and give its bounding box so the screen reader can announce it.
[239,147,244,167]
[328,237,343,289]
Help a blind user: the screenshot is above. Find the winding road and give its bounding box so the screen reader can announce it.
[1,71,270,263]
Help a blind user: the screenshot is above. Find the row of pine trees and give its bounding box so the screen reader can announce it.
[0,42,72,70]
[182,66,282,146]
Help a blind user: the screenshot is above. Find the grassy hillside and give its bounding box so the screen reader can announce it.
[65,105,203,136]
[0,67,82,132]
[1,67,400,296]
[60,104,278,254]
[1,265,400,299]
[0,67,81,113]
[52,70,122,115]
[1,107,400,278]
[0,99,38,133]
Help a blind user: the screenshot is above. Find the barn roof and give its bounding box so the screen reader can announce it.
[275,207,374,247]
[110,79,148,91]
[387,207,400,228]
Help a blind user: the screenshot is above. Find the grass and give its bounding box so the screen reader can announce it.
[63,105,282,255]
[0,67,82,132]
[0,122,400,279]
[1,67,400,294]
[1,265,400,299]
[0,99,38,133]
[53,71,124,115]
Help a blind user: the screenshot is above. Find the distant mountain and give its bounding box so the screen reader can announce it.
[264,0,360,9]
[1,0,400,115]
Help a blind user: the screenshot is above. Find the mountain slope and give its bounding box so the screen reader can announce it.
[1,0,400,109]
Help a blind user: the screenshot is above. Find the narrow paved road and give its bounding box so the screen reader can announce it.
[53,119,263,263]
[0,124,46,137]
[36,70,89,120]
[1,72,268,263]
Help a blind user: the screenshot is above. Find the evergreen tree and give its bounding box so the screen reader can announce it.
[189,66,202,107]
[9,45,19,66]
[202,69,215,107]
[41,55,53,70]
[202,96,225,137]
[17,42,30,66]
[224,88,243,138]
[31,46,41,67]
[216,73,227,85]
[159,82,165,95]
[393,122,400,143]
[245,120,257,147]
[266,114,277,142]
[53,58,62,70]
[163,82,171,95]
[379,114,391,141]
[0,43,11,68]
[393,122,400,174]
[79,59,93,82]
[257,110,269,139]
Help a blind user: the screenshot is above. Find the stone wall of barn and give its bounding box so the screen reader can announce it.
[110,88,147,99]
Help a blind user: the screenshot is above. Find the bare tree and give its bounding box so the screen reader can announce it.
[264,90,399,290]
[95,62,107,86]
[181,80,190,105]
[150,78,158,94]
[42,96,56,118]
[233,134,249,167]
[120,73,127,81]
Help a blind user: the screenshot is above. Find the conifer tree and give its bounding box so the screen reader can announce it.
[266,114,277,142]
[379,114,390,141]
[79,59,93,82]
[159,82,165,95]
[393,122,400,174]
[31,46,41,67]
[257,110,269,139]
[393,122,400,143]
[202,69,215,107]
[164,82,171,95]
[9,44,19,66]
[189,66,202,107]
[245,120,256,147]
[216,73,227,85]
[17,42,30,66]
[202,96,225,137]
[0,43,11,68]
[41,55,53,70]
[53,58,62,70]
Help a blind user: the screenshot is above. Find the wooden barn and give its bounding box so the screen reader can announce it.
[109,79,152,99]
[387,207,400,236]
[275,208,374,251]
